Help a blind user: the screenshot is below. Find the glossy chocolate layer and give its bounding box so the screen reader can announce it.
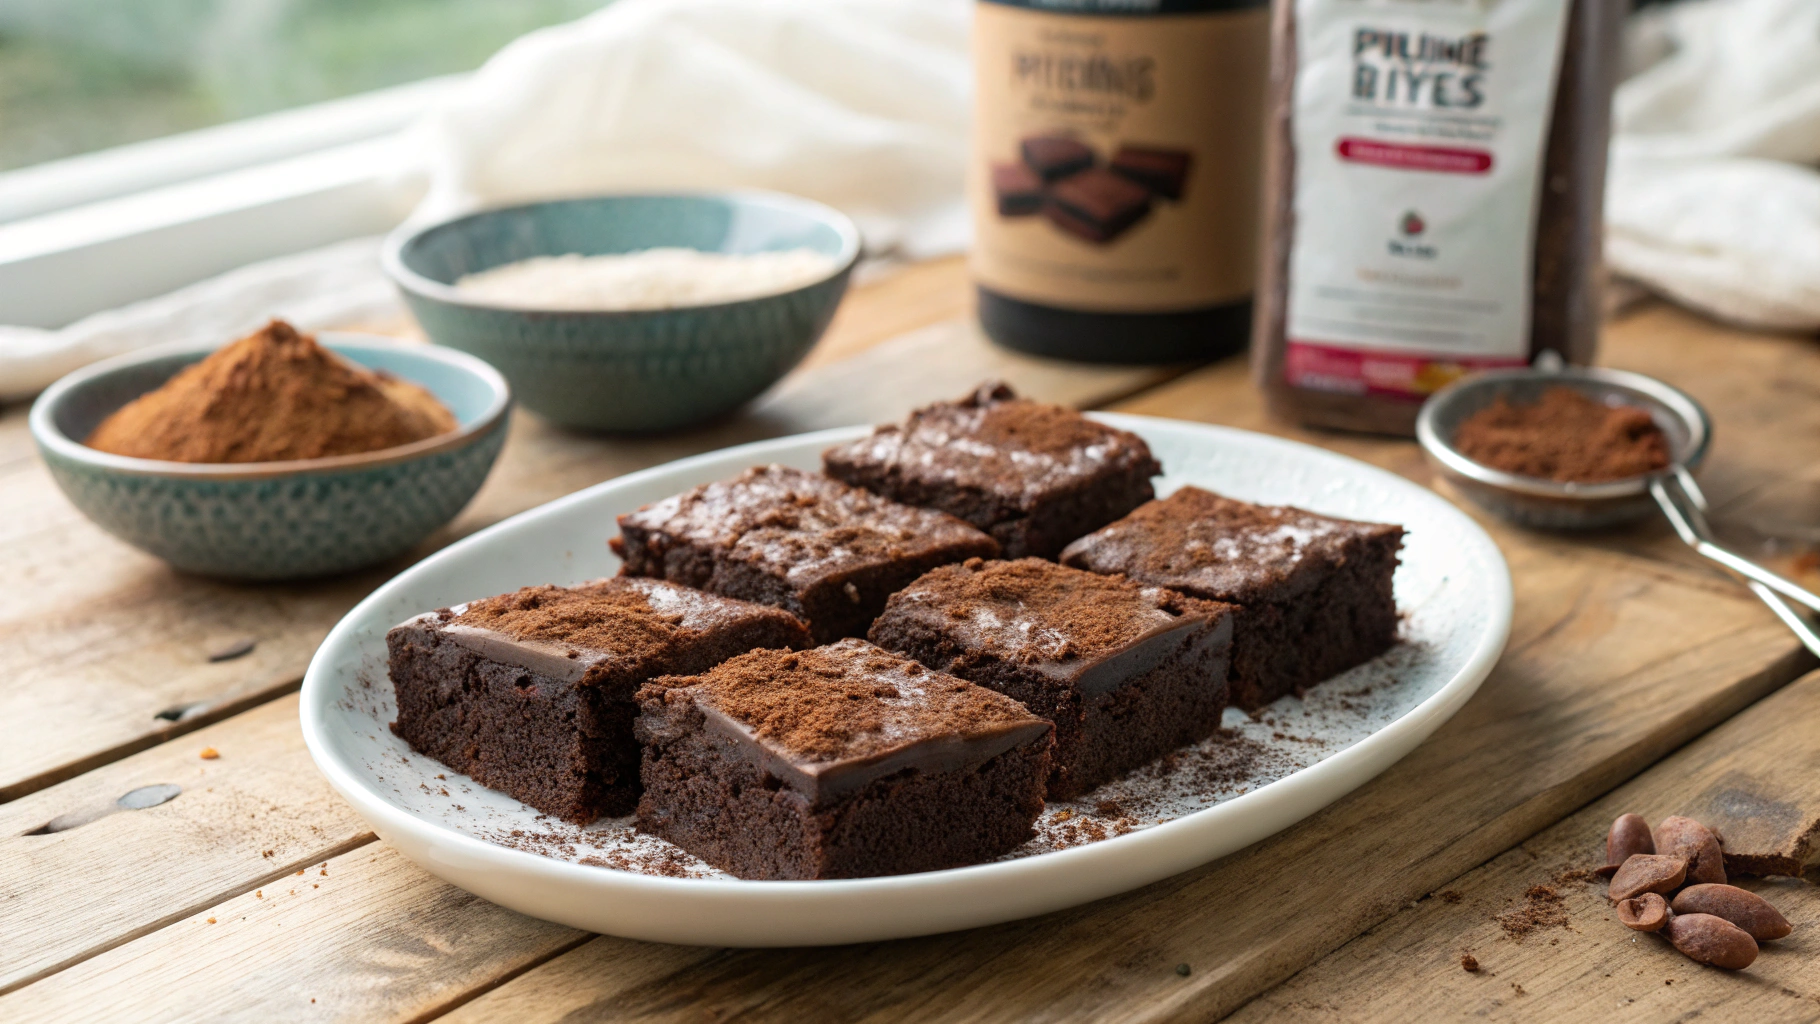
[1061,486,1405,605]
[402,577,811,695]
[615,465,997,592]
[643,639,1051,807]
[823,384,1158,512]
[875,558,1232,696]
[695,704,1049,806]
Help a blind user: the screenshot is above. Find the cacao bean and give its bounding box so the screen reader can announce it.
[1670,884,1792,941]
[1615,892,1670,932]
[1665,913,1758,969]
[1598,813,1655,877]
[1654,816,1726,885]
[1608,854,1686,901]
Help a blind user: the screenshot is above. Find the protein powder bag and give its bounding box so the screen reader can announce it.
[1252,0,1622,435]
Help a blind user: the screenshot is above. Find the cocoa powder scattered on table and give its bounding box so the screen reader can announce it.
[85,319,455,463]
[1496,885,1570,939]
[1452,386,1670,483]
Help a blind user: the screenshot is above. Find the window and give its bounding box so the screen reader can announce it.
[0,0,608,170]
[0,0,613,327]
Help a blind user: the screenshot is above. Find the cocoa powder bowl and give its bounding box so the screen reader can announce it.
[31,334,511,580]
[1415,365,1710,531]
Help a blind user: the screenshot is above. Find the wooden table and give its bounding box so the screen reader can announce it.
[4,258,1818,1023]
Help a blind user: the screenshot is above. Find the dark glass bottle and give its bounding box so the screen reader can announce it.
[971,0,1272,364]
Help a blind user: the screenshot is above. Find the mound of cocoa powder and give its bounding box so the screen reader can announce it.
[1452,386,1670,484]
[85,319,455,463]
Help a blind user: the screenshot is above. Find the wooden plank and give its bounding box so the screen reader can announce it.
[0,843,589,1024]
[408,496,1811,1024]
[1231,669,1820,1023]
[0,693,374,994]
[0,268,1171,805]
[433,941,715,1024]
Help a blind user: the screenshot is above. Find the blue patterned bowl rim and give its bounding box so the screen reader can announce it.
[30,333,512,481]
[380,189,863,316]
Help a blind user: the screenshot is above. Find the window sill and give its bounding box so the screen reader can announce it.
[0,80,454,328]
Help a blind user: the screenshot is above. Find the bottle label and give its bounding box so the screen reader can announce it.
[971,1,1269,313]
[1283,0,1570,399]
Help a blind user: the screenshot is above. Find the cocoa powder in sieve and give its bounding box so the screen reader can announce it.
[1453,387,1670,484]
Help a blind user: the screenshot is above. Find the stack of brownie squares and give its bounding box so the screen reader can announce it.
[991,134,1195,245]
[386,381,1404,880]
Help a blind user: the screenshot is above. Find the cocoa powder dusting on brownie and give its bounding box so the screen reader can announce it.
[1066,486,1395,581]
[624,466,988,570]
[455,582,686,662]
[958,385,1132,458]
[870,382,1150,466]
[670,640,1041,763]
[85,319,455,463]
[899,558,1215,663]
[451,577,800,671]
[823,382,1161,520]
[1453,386,1671,483]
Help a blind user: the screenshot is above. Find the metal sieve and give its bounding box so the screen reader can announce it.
[1416,364,1820,656]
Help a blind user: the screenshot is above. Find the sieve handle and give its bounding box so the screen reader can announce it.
[1651,468,1820,657]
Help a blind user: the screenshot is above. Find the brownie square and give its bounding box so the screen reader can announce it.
[611,465,999,643]
[635,639,1052,879]
[1046,167,1152,244]
[870,558,1233,799]
[1060,487,1404,710]
[1110,145,1193,201]
[387,577,810,823]
[1020,135,1095,181]
[822,382,1161,559]
[991,161,1045,217]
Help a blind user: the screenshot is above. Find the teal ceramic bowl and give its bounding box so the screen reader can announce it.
[30,334,511,581]
[382,191,860,433]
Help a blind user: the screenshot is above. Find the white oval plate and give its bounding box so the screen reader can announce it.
[301,415,1511,947]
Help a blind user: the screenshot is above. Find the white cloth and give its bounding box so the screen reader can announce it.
[0,238,400,402]
[407,0,972,259]
[1607,0,1820,331]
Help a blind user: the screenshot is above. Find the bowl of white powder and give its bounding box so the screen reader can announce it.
[383,191,859,432]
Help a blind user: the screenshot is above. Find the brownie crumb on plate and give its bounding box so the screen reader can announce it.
[387,577,809,824]
[634,639,1052,879]
[1061,486,1403,710]
[822,383,1160,559]
[612,464,998,643]
[871,558,1233,799]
